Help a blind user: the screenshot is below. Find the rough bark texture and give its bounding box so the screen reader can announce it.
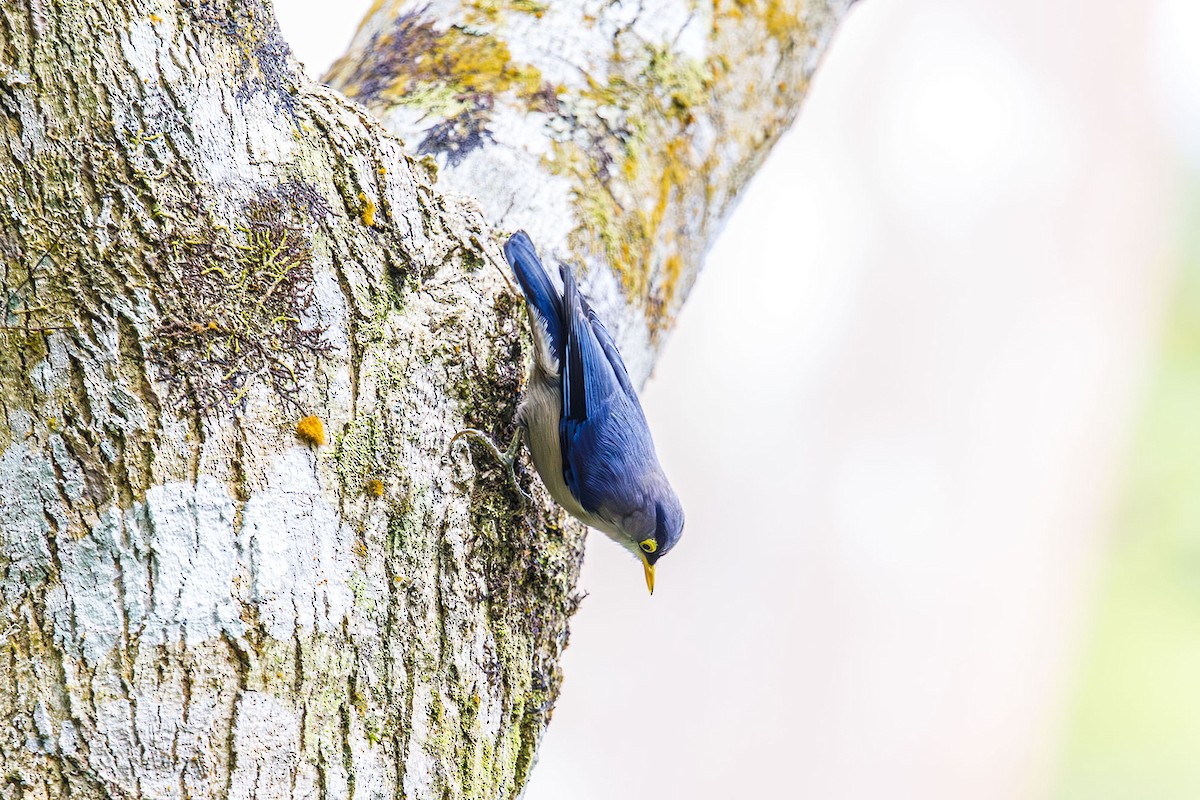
[0,0,847,797]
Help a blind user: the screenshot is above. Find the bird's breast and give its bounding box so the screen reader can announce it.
[518,375,614,535]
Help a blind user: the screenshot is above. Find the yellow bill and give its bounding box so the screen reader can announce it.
[642,556,655,595]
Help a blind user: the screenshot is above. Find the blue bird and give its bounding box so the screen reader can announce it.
[453,231,684,593]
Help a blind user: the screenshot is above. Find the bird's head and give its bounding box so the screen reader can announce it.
[625,483,684,595]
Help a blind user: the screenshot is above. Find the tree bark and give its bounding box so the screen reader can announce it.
[0,0,848,797]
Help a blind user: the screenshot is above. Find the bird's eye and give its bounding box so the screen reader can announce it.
[639,538,657,554]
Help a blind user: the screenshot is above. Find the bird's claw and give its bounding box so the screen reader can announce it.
[450,427,531,504]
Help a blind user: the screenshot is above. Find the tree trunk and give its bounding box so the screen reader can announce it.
[0,0,848,797]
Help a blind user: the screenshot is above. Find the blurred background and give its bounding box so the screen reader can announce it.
[278,0,1200,796]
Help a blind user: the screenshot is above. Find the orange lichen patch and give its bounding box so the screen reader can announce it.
[660,252,684,306]
[358,193,376,227]
[646,251,686,341]
[296,415,326,446]
[366,478,385,497]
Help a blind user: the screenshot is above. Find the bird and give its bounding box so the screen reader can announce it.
[452,231,684,594]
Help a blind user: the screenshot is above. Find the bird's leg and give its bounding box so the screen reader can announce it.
[450,426,531,504]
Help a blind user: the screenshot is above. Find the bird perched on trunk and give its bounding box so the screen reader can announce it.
[453,231,684,594]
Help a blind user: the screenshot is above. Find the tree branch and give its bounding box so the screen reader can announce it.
[328,0,852,376]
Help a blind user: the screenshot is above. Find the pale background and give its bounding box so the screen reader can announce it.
[277,0,1200,797]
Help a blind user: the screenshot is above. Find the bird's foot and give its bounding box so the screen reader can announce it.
[450,427,531,504]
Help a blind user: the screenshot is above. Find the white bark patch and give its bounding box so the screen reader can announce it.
[173,75,297,195]
[348,708,394,799]
[122,18,165,86]
[439,104,577,254]
[27,335,70,396]
[309,268,355,424]
[0,439,59,604]
[27,702,54,754]
[227,692,303,800]
[501,0,618,88]
[91,697,144,791]
[402,682,439,800]
[26,443,349,664]
[90,667,240,797]
[128,693,190,798]
[141,478,245,645]
[48,509,127,665]
[47,478,245,664]
[309,270,351,357]
[87,695,184,796]
[629,0,711,60]
[240,446,353,639]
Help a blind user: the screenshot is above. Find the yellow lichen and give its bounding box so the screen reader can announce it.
[372,24,542,109]
[471,0,548,20]
[544,43,708,314]
[296,415,326,446]
[358,193,376,227]
[762,0,802,44]
[366,478,385,497]
[715,0,803,47]
[661,253,683,302]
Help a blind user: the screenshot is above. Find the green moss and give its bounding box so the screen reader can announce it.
[479,737,496,785]
[332,412,386,495]
[644,45,711,120]
[397,81,471,118]
[357,284,405,349]
[347,569,372,613]
[251,635,354,716]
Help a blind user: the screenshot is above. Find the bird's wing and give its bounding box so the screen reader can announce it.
[503,231,563,365]
[559,263,623,421]
[580,297,640,407]
[559,263,642,514]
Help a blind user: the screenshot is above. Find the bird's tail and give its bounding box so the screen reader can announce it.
[503,231,564,365]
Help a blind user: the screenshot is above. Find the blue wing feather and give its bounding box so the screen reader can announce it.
[503,231,564,364]
[559,263,589,502]
[581,299,639,406]
[559,262,648,514]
